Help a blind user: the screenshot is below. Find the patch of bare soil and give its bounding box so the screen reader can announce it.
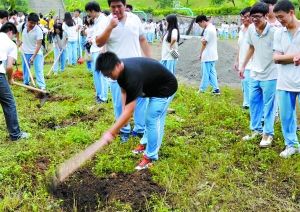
[152,38,240,88]
[52,168,165,211]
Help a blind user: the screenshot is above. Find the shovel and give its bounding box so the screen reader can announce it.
[21,52,36,87]
[50,138,110,191]
[13,81,50,107]
[46,48,65,77]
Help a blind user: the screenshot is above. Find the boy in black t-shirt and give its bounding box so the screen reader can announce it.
[96,52,178,170]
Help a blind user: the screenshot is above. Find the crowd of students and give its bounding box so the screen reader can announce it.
[0,0,299,172]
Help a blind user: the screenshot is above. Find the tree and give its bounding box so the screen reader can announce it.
[155,0,174,8]
[210,0,236,6]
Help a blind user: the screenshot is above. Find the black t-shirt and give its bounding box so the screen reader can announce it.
[117,57,178,105]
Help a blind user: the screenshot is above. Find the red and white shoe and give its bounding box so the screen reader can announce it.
[132,144,146,154]
[135,155,153,170]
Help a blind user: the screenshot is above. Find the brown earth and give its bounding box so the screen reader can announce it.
[52,168,166,211]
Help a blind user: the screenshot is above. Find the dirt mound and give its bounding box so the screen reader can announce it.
[52,168,165,211]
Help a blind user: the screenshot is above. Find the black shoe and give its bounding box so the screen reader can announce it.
[212,89,221,95]
[120,132,130,143]
[242,106,249,110]
[131,131,144,138]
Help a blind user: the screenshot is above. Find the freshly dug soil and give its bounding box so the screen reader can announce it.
[52,168,165,211]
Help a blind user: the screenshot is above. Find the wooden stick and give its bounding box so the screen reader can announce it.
[13,81,48,94]
[21,52,36,87]
[47,49,64,77]
[53,138,110,186]
[43,48,54,59]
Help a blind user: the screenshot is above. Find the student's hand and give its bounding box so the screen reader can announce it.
[198,53,202,61]
[29,55,36,64]
[109,15,119,29]
[293,56,300,66]
[233,62,239,72]
[238,67,245,79]
[8,77,14,85]
[100,131,115,145]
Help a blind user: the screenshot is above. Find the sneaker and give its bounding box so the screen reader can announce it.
[96,97,108,104]
[131,131,144,138]
[242,106,249,110]
[12,132,30,141]
[132,144,146,154]
[120,132,130,143]
[135,155,153,170]
[297,125,300,131]
[212,89,221,95]
[259,135,273,147]
[279,146,300,158]
[242,131,262,141]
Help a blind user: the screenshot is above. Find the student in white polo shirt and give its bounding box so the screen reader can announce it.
[0,23,29,141]
[234,7,252,109]
[273,0,300,158]
[73,9,83,59]
[18,13,46,89]
[239,2,277,147]
[85,1,109,103]
[95,0,151,144]
[196,15,220,95]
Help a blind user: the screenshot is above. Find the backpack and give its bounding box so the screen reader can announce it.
[21,22,47,50]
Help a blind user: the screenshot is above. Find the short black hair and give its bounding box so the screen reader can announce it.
[274,0,295,13]
[85,1,101,12]
[96,52,121,76]
[260,0,278,5]
[107,0,126,6]
[195,15,208,23]
[28,12,39,23]
[0,22,17,34]
[250,2,269,15]
[240,7,252,15]
[126,4,133,11]
[74,9,81,13]
[0,10,9,19]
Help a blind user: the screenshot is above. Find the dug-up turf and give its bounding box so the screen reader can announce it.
[52,168,166,211]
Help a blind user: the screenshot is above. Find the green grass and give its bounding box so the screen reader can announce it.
[0,63,300,210]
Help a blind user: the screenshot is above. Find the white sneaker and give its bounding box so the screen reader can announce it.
[242,131,262,141]
[279,146,300,158]
[260,135,273,147]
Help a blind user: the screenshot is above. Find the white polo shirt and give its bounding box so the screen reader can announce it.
[91,13,108,53]
[0,33,17,74]
[274,27,300,92]
[18,24,43,55]
[161,29,178,60]
[238,25,252,70]
[247,23,277,81]
[105,12,144,58]
[201,23,218,62]
[62,23,78,42]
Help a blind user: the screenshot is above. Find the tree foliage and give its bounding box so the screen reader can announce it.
[154,0,174,8]
[210,0,236,7]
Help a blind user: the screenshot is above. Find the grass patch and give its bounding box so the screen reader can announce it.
[0,64,299,210]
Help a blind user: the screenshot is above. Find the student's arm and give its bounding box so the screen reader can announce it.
[273,51,297,64]
[96,16,119,47]
[6,56,15,85]
[29,40,42,63]
[199,39,207,60]
[139,35,151,57]
[234,47,240,71]
[121,88,127,111]
[239,45,254,79]
[169,29,178,49]
[107,99,136,138]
